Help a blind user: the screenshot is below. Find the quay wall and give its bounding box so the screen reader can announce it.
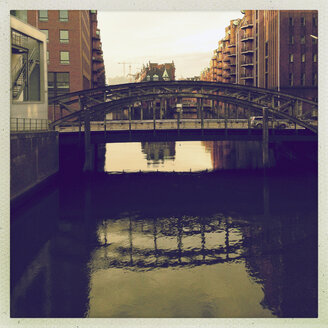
[11,131,59,202]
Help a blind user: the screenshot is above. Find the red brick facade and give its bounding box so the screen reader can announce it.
[201,10,318,110]
[25,10,106,120]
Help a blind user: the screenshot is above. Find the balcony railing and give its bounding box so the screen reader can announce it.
[240,72,254,79]
[223,64,231,70]
[241,20,253,29]
[11,118,49,132]
[241,58,254,66]
[228,50,236,56]
[241,32,254,41]
[241,45,254,53]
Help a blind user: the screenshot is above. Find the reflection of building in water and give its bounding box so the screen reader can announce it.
[240,216,317,318]
[141,142,176,164]
[202,141,276,170]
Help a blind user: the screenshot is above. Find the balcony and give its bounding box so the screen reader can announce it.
[241,32,254,42]
[92,29,101,40]
[223,64,230,70]
[241,58,254,67]
[223,57,230,62]
[230,59,236,66]
[228,48,236,56]
[228,43,236,48]
[92,55,103,63]
[241,20,253,29]
[241,45,254,54]
[240,71,254,79]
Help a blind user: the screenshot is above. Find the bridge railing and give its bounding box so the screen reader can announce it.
[10,118,49,132]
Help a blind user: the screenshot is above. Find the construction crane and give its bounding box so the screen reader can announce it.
[118,62,142,77]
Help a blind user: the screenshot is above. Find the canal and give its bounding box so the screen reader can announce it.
[11,140,318,318]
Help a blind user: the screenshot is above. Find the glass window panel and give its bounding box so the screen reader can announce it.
[60,51,69,64]
[39,10,48,21]
[60,30,69,43]
[59,10,68,22]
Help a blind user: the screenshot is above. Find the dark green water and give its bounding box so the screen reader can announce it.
[11,141,317,318]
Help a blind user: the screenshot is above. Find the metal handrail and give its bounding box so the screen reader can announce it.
[10,118,49,132]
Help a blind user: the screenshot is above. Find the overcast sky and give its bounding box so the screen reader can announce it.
[97,11,244,81]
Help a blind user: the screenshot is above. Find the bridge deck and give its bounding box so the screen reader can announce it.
[58,120,317,144]
[56,118,310,133]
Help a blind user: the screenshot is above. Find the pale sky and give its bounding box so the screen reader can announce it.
[97,11,244,80]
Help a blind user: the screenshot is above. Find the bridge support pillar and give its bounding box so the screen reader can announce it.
[262,106,269,169]
[83,112,94,172]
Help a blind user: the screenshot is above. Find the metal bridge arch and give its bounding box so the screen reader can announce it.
[50,81,318,133]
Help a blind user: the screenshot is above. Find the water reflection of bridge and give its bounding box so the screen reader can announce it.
[93,216,244,271]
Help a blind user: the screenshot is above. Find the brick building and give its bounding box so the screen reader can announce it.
[11,10,106,121]
[135,61,175,82]
[201,10,318,111]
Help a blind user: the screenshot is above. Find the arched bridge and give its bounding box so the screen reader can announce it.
[50,81,317,171]
[50,80,318,134]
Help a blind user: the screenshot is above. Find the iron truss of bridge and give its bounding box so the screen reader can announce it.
[50,80,318,134]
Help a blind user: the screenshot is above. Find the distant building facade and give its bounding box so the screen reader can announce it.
[201,10,318,112]
[135,61,175,82]
[11,10,106,121]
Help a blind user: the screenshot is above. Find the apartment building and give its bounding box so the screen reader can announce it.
[201,10,318,107]
[11,10,106,121]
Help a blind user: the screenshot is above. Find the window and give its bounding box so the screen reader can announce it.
[312,37,318,44]
[301,17,305,26]
[59,10,68,22]
[301,73,306,86]
[289,34,294,45]
[265,58,268,72]
[11,29,41,102]
[289,54,294,63]
[60,51,69,64]
[313,15,318,27]
[60,30,69,43]
[10,10,27,23]
[39,10,48,22]
[301,35,305,44]
[289,73,293,86]
[301,53,306,63]
[265,41,268,57]
[312,73,317,86]
[40,29,48,42]
[47,51,49,64]
[313,53,317,62]
[153,74,159,81]
[48,72,70,103]
[146,75,150,81]
[289,17,293,26]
